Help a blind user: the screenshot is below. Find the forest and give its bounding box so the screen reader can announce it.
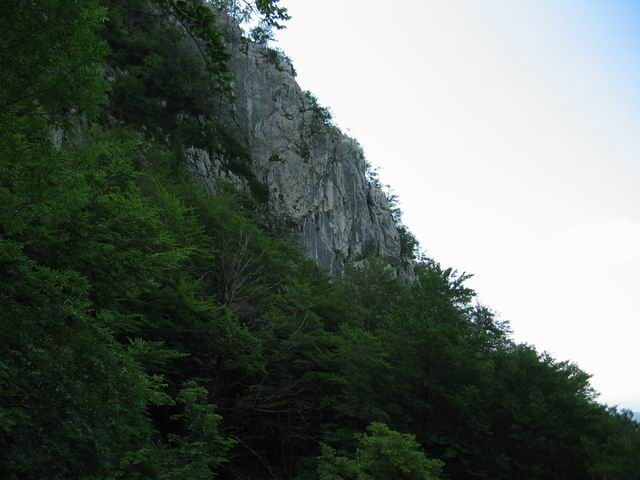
[1,1,639,478]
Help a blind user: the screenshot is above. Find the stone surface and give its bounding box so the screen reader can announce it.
[186,146,249,194]
[196,15,414,279]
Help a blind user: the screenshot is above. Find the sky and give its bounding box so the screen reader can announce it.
[274,0,640,411]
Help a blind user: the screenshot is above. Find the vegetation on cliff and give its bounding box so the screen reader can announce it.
[1,1,639,478]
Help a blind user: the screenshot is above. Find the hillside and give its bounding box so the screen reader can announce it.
[1,1,639,479]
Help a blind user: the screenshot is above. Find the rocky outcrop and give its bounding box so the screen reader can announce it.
[190,14,414,279]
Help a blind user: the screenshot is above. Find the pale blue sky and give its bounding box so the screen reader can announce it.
[275,0,640,410]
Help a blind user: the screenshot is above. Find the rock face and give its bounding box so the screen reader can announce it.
[189,15,413,279]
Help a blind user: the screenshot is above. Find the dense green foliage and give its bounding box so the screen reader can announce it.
[2,1,639,478]
[316,423,443,480]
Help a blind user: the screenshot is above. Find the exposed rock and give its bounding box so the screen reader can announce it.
[186,146,249,194]
[196,14,414,280]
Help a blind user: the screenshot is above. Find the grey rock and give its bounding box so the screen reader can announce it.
[186,146,249,194]
[197,14,415,280]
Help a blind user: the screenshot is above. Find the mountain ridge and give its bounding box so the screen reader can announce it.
[183,11,416,279]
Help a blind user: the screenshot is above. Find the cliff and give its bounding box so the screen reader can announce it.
[187,15,414,279]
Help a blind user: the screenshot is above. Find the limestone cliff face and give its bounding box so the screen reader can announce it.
[189,16,413,278]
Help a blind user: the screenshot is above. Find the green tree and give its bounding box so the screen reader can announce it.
[161,382,235,479]
[212,0,290,44]
[317,423,443,480]
[586,408,640,479]
[0,239,163,479]
[0,0,108,118]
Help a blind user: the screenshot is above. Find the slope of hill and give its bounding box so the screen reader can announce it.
[1,1,639,479]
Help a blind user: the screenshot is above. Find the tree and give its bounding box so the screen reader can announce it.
[161,382,235,480]
[0,0,108,118]
[211,0,290,44]
[316,423,443,480]
[0,239,161,479]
